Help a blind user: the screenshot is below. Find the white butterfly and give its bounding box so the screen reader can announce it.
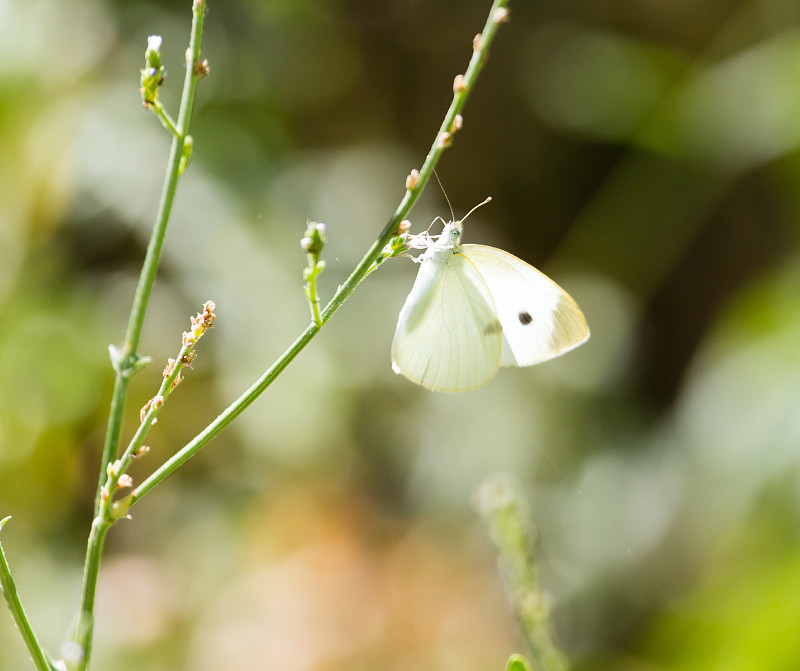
[391,200,589,392]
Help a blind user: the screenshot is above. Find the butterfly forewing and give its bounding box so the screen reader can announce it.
[392,252,502,391]
[461,245,589,367]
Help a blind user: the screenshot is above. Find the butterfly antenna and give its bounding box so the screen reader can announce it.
[461,196,492,223]
[433,170,455,222]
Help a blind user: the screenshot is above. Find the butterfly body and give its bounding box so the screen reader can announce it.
[391,218,589,392]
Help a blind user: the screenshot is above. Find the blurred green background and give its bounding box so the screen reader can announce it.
[2,0,800,669]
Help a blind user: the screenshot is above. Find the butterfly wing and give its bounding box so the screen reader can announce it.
[462,244,589,367]
[392,252,502,391]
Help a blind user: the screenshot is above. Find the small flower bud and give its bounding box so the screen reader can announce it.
[453,74,466,93]
[107,459,122,478]
[163,358,176,378]
[141,35,166,107]
[438,131,452,148]
[132,445,150,459]
[110,494,133,521]
[397,220,412,235]
[172,371,183,389]
[178,135,193,174]
[146,36,162,67]
[473,33,483,52]
[62,641,84,666]
[118,474,134,489]
[301,221,326,256]
[139,396,164,423]
[194,59,211,78]
[406,169,420,190]
[451,114,463,132]
[187,301,215,342]
[493,7,510,24]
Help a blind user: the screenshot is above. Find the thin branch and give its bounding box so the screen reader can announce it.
[128,0,511,506]
[93,0,208,508]
[106,302,216,521]
[77,2,209,668]
[151,101,180,137]
[0,518,55,671]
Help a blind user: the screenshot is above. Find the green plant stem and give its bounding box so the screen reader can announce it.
[475,475,568,671]
[93,0,207,506]
[0,519,55,671]
[124,0,205,358]
[320,1,508,323]
[128,0,511,507]
[93,374,128,515]
[110,321,209,508]
[305,267,322,326]
[152,100,180,137]
[129,323,318,503]
[72,518,109,671]
[77,2,208,668]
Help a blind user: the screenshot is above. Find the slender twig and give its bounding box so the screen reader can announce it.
[75,3,209,669]
[151,101,180,137]
[475,475,569,671]
[93,0,207,510]
[130,323,319,503]
[302,222,327,326]
[0,518,55,671]
[125,0,206,357]
[127,0,511,506]
[70,518,109,671]
[106,303,216,521]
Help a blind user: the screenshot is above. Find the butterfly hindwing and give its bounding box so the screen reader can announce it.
[461,244,589,367]
[392,252,502,391]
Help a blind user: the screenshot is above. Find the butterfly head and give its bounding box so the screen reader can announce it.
[434,220,463,254]
[424,197,491,258]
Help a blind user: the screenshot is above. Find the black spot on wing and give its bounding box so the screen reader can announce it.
[518,311,533,326]
[483,319,502,335]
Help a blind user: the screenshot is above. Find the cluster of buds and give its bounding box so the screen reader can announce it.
[183,300,216,348]
[302,222,327,325]
[138,301,215,429]
[302,222,327,282]
[301,222,327,259]
[140,35,166,107]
